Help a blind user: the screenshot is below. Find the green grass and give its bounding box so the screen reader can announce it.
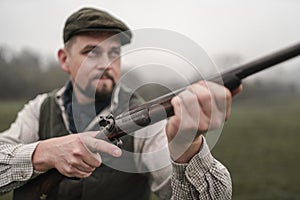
[212,98,300,200]
[0,100,26,132]
[1,98,300,199]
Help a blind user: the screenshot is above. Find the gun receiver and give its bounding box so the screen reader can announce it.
[99,41,300,143]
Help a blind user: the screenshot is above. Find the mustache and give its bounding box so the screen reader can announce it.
[74,70,115,98]
[93,70,114,81]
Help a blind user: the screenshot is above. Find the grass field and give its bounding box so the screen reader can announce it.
[212,97,300,200]
[0,97,300,200]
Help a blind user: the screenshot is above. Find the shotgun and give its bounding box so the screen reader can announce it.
[13,41,300,200]
[98,41,300,144]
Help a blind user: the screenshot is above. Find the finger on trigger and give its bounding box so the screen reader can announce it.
[84,137,122,158]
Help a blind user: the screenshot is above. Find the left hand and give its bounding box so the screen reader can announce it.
[166,81,242,163]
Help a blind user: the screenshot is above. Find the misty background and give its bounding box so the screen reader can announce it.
[0,0,300,100]
[0,1,300,200]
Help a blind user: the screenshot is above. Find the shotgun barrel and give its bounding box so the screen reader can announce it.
[106,42,300,141]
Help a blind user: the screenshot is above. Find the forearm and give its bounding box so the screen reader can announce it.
[170,135,203,163]
[171,138,232,199]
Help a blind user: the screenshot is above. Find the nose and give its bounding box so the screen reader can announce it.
[96,54,113,70]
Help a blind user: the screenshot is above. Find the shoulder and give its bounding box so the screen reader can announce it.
[22,87,63,119]
[23,93,49,114]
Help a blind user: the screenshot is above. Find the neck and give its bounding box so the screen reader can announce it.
[72,82,94,104]
[72,81,112,105]
[74,86,94,104]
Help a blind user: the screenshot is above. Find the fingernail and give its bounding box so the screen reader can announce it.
[112,148,121,156]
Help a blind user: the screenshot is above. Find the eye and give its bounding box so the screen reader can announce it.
[87,47,102,58]
[109,48,120,59]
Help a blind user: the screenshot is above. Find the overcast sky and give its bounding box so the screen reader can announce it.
[0,0,300,82]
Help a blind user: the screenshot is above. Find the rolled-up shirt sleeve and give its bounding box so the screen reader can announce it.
[171,138,232,199]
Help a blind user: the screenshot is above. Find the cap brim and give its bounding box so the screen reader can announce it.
[70,28,131,45]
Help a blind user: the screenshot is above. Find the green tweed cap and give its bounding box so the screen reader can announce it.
[63,7,132,45]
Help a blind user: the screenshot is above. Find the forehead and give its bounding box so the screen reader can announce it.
[68,32,121,50]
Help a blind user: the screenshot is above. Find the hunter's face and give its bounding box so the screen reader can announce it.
[60,32,121,99]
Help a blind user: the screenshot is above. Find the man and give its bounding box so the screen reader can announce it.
[0,7,241,199]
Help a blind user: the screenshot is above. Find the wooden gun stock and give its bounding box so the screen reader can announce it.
[13,169,63,200]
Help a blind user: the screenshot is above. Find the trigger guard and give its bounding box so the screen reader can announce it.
[113,138,123,147]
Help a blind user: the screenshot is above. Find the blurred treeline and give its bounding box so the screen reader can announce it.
[0,46,299,101]
[0,47,68,100]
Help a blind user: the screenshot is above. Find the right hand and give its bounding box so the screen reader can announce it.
[32,131,122,178]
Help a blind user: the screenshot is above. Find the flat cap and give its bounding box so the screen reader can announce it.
[63,7,132,45]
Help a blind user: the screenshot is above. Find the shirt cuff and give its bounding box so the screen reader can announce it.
[171,161,188,181]
[9,142,40,181]
[171,138,213,180]
[188,137,214,172]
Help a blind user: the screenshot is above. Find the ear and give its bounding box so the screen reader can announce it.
[57,48,70,73]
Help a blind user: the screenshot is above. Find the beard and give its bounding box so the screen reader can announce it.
[94,79,115,99]
[74,70,116,100]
